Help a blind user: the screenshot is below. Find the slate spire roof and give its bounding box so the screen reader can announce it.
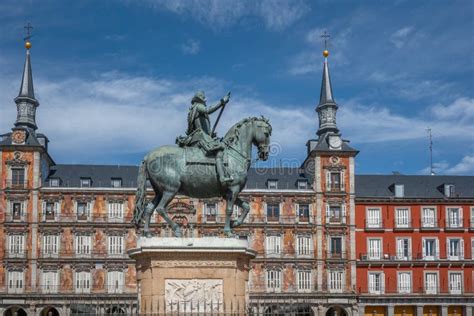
[318,56,335,106]
[15,48,37,102]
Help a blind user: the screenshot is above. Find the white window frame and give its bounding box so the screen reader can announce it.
[297,180,308,190]
[447,237,464,260]
[444,184,455,197]
[42,201,60,221]
[43,234,60,258]
[80,178,91,188]
[327,204,346,224]
[7,270,24,294]
[107,270,124,294]
[424,271,438,294]
[111,178,122,188]
[446,207,463,228]
[368,271,384,294]
[8,200,26,221]
[297,269,312,292]
[296,203,311,222]
[395,207,410,228]
[204,202,217,222]
[366,207,382,228]
[266,269,281,292]
[421,206,437,228]
[326,171,344,192]
[75,235,92,257]
[265,202,281,222]
[8,234,25,258]
[75,200,93,221]
[107,235,124,256]
[471,207,474,229]
[49,178,60,187]
[107,201,124,222]
[394,184,404,198]
[448,271,463,294]
[396,237,411,260]
[267,180,278,190]
[328,270,344,293]
[397,271,412,294]
[422,237,439,260]
[329,235,344,258]
[265,235,281,257]
[75,271,91,294]
[367,238,382,260]
[296,235,312,257]
[231,204,249,224]
[42,270,59,294]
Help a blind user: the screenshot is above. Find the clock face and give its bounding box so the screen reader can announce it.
[329,135,342,149]
[12,130,26,144]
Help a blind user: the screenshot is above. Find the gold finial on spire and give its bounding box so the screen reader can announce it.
[321,30,330,57]
[23,22,33,50]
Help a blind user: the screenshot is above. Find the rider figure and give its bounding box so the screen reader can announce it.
[177,90,233,184]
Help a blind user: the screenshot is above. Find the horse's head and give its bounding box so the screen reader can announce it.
[252,117,272,161]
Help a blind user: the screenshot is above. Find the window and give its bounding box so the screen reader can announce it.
[330,237,342,258]
[471,207,474,228]
[447,238,464,260]
[366,208,382,228]
[446,207,463,228]
[329,270,344,293]
[11,168,25,187]
[297,270,311,292]
[232,205,247,223]
[266,203,280,222]
[76,201,90,220]
[267,180,278,190]
[42,270,58,293]
[111,178,122,188]
[107,270,124,293]
[75,271,91,294]
[108,235,124,256]
[45,202,56,220]
[75,235,91,257]
[394,184,404,198]
[327,171,342,192]
[368,272,384,294]
[398,272,411,293]
[7,270,24,293]
[444,184,455,197]
[297,204,310,222]
[328,205,344,224]
[80,178,91,188]
[49,178,60,187]
[8,234,25,258]
[297,180,308,190]
[10,201,24,220]
[43,234,59,257]
[204,203,217,222]
[421,207,437,228]
[425,272,438,294]
[395,208,410,228]
[108,202,124,221]
[396,238,411,260]
[368,238,382,260]
[265,235,281,256]
[449,272,462,294]
[296,235,311,256]
[266,269,281,292]
[422,238,439,260]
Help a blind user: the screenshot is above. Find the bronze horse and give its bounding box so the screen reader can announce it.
[133,117,272,237]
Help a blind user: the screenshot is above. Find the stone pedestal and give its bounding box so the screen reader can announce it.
[128,237,255,314]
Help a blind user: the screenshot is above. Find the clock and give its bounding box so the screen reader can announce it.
[12,130,26,144]
[328,135,342,150]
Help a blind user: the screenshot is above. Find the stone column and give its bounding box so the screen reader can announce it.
[416,305,424,316]
[465,306,472,316]
[441,306,448,316]
[387,305,395,316]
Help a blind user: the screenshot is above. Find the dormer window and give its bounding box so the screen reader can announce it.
[444,184,455,197]
[111,178,122,188]
[267,180,278,190]
[297,180,308,190]
[395,184,404,198]
[49,178,60,187]
[80,178,91,188]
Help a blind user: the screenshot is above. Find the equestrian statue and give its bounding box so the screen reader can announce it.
[133,91,272,237]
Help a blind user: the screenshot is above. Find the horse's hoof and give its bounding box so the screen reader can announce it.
[223,230,234,238]
[230,220,241,228]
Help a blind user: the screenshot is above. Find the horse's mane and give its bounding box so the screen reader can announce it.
[223,116,271,144]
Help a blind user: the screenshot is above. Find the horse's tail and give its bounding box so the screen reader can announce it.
[132,160,147,227]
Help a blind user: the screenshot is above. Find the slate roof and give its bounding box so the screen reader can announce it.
[0,131,43,147]
[44,164,474,198]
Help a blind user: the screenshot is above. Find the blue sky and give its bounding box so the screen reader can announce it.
[0,0,473,175]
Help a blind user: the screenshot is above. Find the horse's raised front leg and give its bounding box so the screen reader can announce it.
[224,188,239,237]
[156,190,182,237]
[143,195,161,238]
[231,197,250,228]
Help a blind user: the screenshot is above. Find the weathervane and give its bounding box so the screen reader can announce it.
[23,22,33,50]
[321,31,330,57]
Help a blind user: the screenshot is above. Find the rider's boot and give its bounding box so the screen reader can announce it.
[216,151,233,184]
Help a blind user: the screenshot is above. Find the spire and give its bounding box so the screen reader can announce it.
[14,26,39,131]
[316,49,339,137]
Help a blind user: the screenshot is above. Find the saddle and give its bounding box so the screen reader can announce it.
[184,146,225,165]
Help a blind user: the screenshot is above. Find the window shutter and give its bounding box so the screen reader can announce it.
[459,208,464,227]
[435,239,440,259]
[381,272,385,293]
[408,238,412,259]
[396,239,402,258]
[42,202,46,220]
[326,204,330,218]
[422,239,426,259]
[55,202,60,218]
[326,172,331,191]
[445,208,449,227]
[341,170,345,190]
[447,239,451,258]
[460,239,464,259]
[309,204,313,217]
[342,204,346,223]
[295,204,300,222]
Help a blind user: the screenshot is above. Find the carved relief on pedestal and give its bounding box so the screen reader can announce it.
[165,279,223,312]
[93,269,105,291]
[62,228,74,256]
[61,266,73,291]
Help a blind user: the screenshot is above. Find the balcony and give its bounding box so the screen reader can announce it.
[5,180,29,190]
[364,220,384,231]
[327,215,346,225]
[6,251,26,259]
[327,251,346,260]
[445,221,464,231]
[393,219,413,231]
[419,219,440,231]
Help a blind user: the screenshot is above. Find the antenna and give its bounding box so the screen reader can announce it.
[426,128,435,175]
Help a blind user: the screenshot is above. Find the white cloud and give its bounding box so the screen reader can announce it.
[127,0,309,31]
[419,156,474,175]
[181,39,201,55]
[390,26,414,48]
